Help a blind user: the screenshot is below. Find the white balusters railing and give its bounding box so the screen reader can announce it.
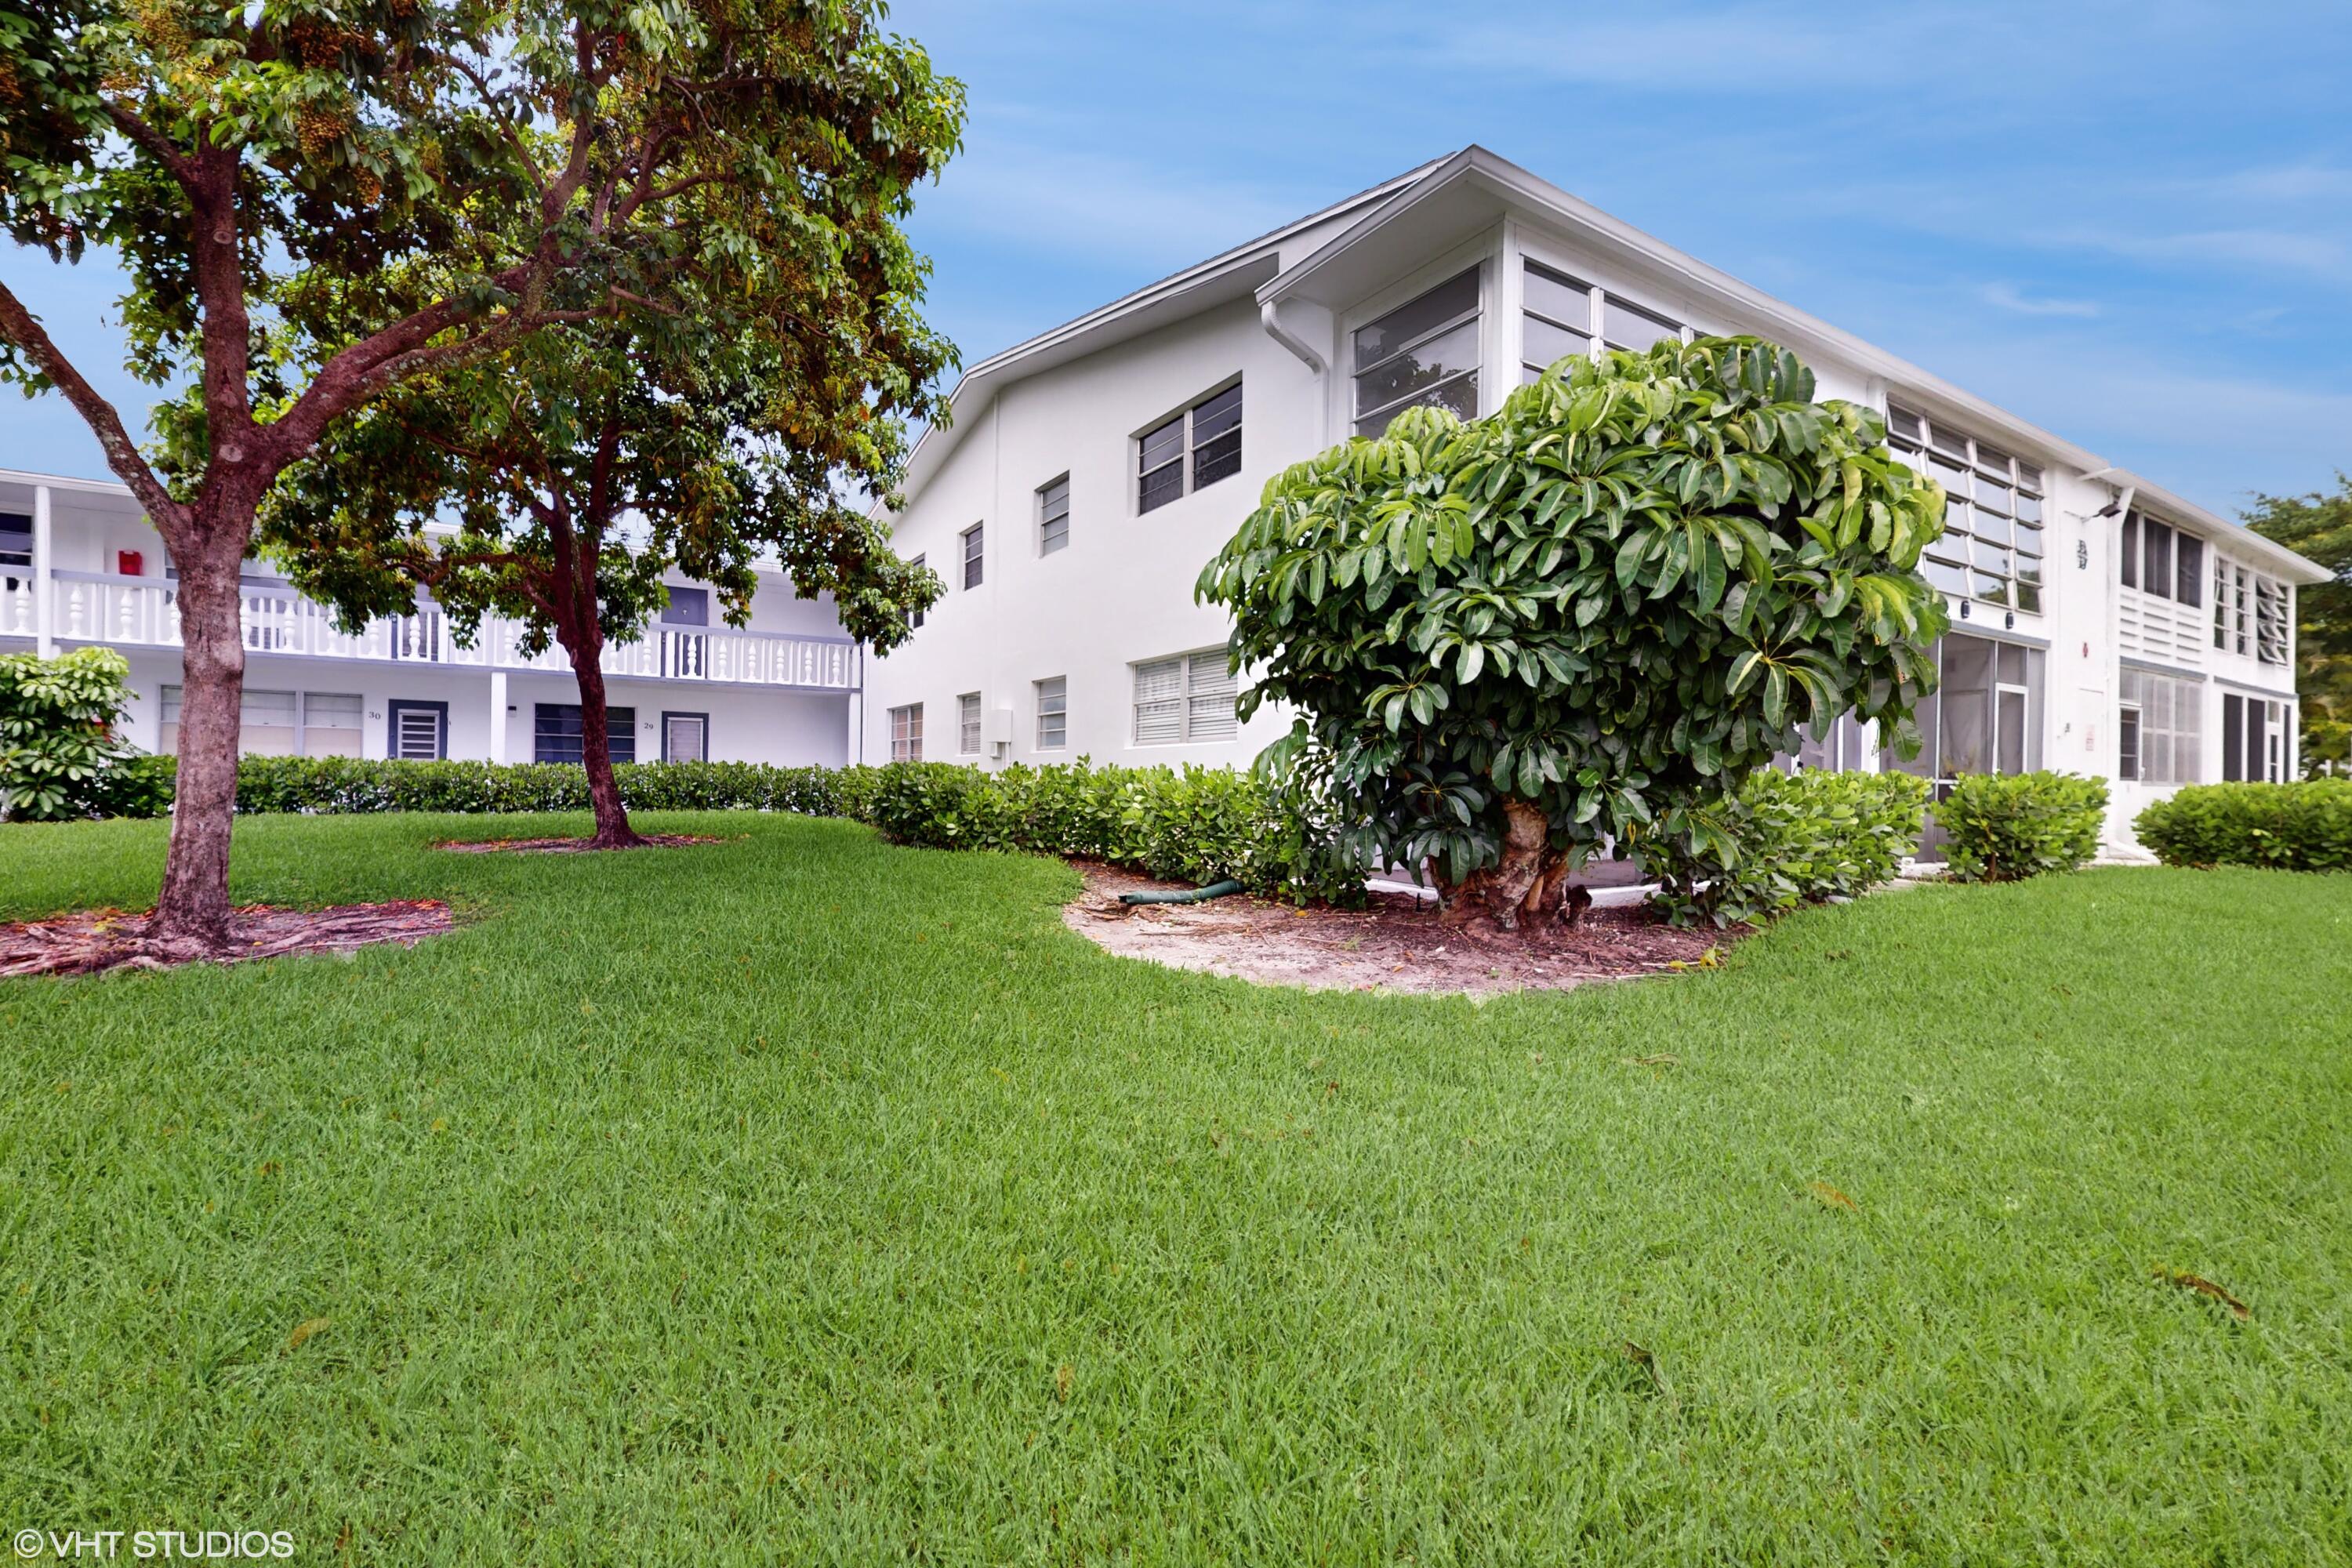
[23,570,856,691]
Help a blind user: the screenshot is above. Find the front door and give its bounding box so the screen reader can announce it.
[387,700,447,760]
[662,712,708,763]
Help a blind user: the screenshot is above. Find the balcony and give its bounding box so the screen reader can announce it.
[0,569,858,691]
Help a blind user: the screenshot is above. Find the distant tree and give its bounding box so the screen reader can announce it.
[0,0,961,952]
[2245,474,2352,773]
[1199,339,1948,927]
[263,318,945,847]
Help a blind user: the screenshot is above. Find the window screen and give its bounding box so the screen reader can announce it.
[1353,267,1480,437]
[535,703,637,764]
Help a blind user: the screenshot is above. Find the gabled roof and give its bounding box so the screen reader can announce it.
[1252,147,2325,585]
[889,154,1452,500]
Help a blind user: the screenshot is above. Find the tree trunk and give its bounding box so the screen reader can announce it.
[149,526,249,955]
[564,630,645,849]
[1438,797,1559,931]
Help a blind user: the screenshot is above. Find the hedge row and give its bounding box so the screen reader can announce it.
[1645,768,1932,927]
[2133,780,2352,872]
[81,753,1373,904]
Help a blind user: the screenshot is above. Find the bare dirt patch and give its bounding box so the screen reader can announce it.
[435,833,726,855]
[1062,860,1737,996]
[1,901,456,979]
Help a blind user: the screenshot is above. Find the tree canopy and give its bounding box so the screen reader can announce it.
[261,314,946,844]
[0,0,963,946]
[1198,337,1949,927]
[2245,474,2352,772]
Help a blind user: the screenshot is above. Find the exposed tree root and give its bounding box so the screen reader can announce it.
[434,833,724,855]
[0,901,455,979]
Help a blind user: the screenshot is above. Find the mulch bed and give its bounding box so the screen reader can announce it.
[1063,860,1738,996]
[435,833,726,854]
[0,901,456,980]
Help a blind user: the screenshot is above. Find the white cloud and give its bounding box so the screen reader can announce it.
[1981,284,2101,318]
[918,134,1314,273]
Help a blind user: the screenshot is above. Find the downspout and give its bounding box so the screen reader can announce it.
[1261,299,1330,448]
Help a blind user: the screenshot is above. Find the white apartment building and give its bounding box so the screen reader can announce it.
[863,146,2323,852]
[0,468,860,768]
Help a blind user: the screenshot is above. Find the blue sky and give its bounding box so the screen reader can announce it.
[8,0,2349,517]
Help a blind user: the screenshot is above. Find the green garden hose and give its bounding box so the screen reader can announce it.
[1118,879,1245,906]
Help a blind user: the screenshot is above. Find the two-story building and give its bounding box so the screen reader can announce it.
[0,468,862,768]
[862,146,2324,853]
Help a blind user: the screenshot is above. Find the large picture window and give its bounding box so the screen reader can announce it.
[535,703,636,765]
[1131,649,1239,746]
[1354,267,1480,437]
[2118,668,2202,784]
[1886,405,2045,614]
[1138,383,1243,513]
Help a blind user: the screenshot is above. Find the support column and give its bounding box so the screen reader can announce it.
[488,670,510,764]
[32,483,53,658]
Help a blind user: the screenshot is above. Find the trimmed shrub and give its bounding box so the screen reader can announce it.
[1936,771,2107,883]
[65,753,1370,904]
[1646,768,1931,927]
[2133,781,2352,872]
[0,647,140,821]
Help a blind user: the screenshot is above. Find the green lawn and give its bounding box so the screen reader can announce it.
[2,812,2348,1564]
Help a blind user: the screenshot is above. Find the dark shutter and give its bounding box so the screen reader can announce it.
[2119,514,2139,589]
[2221,695,2242,782]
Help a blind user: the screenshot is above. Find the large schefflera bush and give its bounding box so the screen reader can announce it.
[1198,337,1951,927]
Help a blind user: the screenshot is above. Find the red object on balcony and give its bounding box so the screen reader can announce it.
[117,550,144,576]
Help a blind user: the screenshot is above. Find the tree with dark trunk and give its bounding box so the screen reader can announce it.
[261,322,945,848]
[1200,339,1950,928]
[0,0,962,949]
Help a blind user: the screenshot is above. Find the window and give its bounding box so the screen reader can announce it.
[0,513,29,569]
[1138,383,1243,512]
[961,524,984,590]
[1038,475,1070,555]
[2116,510,2202,608]
[2255,578,2288,666]
[662,712,708,762]
[662,586,709,626]
[888,702,923,761]
[535,703,637,764]
[908,556,926,628]
[302,692,363,757]
[1601,292,1683,351]
[2212,558,2288,664]
[1521,261,1593,382]
[240,688,299,756]
[1034,677,1067,750]
[958,691,982,755]
[2118,669,2201,784]
[1354,267,1480,437]
[1131,649,1239,746]
[158,684,180,754]
[1886,405,2045,613]
[2221,694,2287,782]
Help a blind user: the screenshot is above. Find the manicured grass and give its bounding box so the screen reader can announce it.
[2,812,2349,1564]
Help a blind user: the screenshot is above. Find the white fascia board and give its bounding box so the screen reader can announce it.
[884,155,1457,513]
[0,467,147,499]
[2118,474,2331,585]
[1261,148,2108,474]
[1257,146,2332,588]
